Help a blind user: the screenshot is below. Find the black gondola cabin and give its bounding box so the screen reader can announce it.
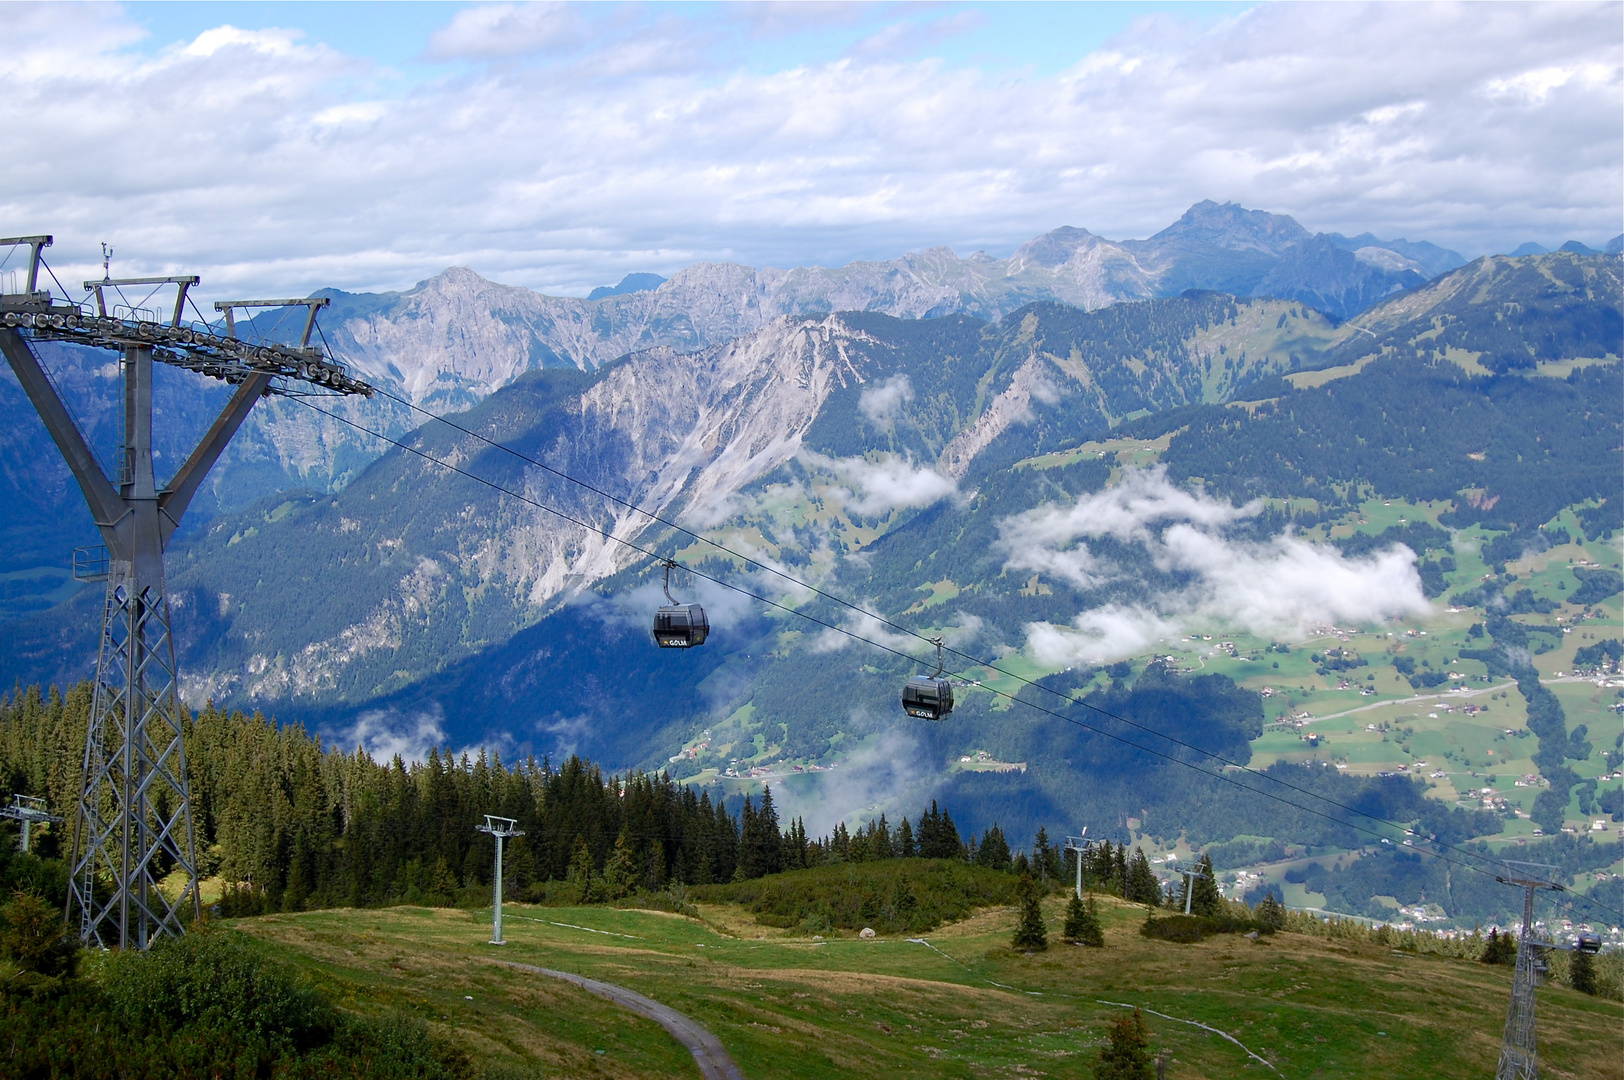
[654,604,709,648]
[902,676,953,721]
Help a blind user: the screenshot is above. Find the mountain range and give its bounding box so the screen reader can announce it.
[2,199,1619,924]
[1,201,1465,614]
[3,247,1616,727]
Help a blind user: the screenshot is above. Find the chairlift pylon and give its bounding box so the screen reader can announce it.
[652,558,708,648]
[902,636,954,720]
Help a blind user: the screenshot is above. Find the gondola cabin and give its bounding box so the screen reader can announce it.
[902,676,953,721]
[654,604,709,648]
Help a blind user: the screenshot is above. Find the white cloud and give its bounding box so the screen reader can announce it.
[1005,469,1432,667]
[859,373,913,423]
[426,3,585,60]
[999,465,1254,558]
[804,450,956,517]
[341,704,447,764]
[0,2,1616,302]
[775,726,931,840]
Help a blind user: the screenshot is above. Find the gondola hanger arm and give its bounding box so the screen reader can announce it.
[661,558,678,604]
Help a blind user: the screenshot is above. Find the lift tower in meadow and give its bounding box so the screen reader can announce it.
[1494,862,1561,1080]
[1493,860,1603,1080]
[0,235,372,948]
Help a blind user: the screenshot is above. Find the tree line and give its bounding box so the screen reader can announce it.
[0,682,1182,915]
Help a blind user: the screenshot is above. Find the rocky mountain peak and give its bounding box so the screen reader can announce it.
[1148,199,1312,254]
[1008,226,1101,270]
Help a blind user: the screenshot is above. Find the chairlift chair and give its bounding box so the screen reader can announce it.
[902,637,954,720]
[653,559,708,648]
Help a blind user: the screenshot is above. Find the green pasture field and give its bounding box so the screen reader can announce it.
[235,894,1620,1080]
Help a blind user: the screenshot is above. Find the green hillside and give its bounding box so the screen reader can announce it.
[227,895,1619,1080]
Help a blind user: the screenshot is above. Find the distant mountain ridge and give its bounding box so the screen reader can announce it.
[0,202,1483,619]
[319,201,1464,414]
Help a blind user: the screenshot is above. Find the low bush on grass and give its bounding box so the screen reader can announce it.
[691,858,1023,934]
[1141,913,1274,943]
[0,896,492,1079]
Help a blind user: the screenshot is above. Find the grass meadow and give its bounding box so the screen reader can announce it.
[235,891,1620,1080]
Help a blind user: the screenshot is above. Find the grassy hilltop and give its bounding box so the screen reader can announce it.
[233,888,1621,1080]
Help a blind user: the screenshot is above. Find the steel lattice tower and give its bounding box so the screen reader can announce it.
[1495,863,1560,1080]
[1,234,371,948]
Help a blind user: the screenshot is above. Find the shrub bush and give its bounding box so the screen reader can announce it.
[692,858,1022,934]
[1140,913,1272,943]
[104,927,335,1053]
[0,890,79,978]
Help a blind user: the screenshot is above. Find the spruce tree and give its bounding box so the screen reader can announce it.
[1063,894,1104,946]
[1095,1008,1154,1080]
[567,835,600,902]
[1480,928,1518,965]
[975,824,1012,871]
[1126,848,1160,906]
[1254,893,1286,930]
[1011,871,1048,951]
[429,855,459,904]
[896,817,916,858]
[1568,949,1597,995]
[602,828,638,899]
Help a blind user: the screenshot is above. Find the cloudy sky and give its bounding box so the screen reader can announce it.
[2,1,1619,302]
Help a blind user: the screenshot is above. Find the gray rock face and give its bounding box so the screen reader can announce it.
[320,201,1454,411]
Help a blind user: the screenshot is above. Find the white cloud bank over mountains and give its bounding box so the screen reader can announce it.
[801,450,958,519]
[1001,469,1431,666]
[0,2,1617,303]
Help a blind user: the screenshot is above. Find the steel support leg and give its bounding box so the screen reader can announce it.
[67,347,200,948]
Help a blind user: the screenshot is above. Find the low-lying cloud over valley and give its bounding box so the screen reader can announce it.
[1001,469,1432,666]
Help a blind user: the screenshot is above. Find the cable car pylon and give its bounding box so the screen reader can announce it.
[0,234,371,948]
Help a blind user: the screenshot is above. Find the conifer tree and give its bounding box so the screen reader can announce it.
[1569,948,1597,995]
[1188,854,1223,916]
[1011,871,1048,951]
[895,817,916,858]
[1063,894,1105,946]
[602,828,638,899]
[870,814,894,860]
[429,855,459,904]
[1095,1008,1154,1080]
[1254,893,1286,930]
[567,835,599,902]
[1033,827,1061,884]
[1480,928,1518,965]
[1126,848,1161,906]
[975,823,1012,871]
